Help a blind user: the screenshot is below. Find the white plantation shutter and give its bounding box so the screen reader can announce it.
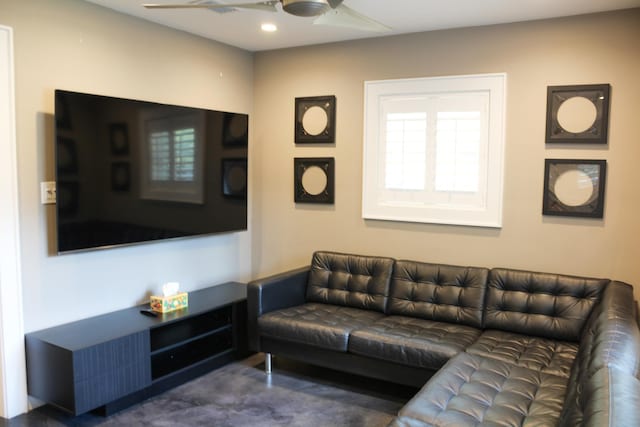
[150,130,171,181]
[172,127,196,182]
[363,73,506,227]
[435,111,482,193]
[385,112,427,190]
[141,111,204,204]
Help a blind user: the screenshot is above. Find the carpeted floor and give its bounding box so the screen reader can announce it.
[5,354,417,427]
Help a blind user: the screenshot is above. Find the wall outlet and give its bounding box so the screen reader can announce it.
[40,181,56,204]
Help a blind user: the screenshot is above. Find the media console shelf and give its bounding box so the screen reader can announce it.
[25,282,248,416]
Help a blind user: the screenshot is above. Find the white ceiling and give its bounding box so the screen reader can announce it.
[85,0,640,51]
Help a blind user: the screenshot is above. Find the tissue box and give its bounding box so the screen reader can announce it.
[150,292,189,313]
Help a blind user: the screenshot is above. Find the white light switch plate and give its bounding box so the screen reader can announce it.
[40,181,56,204]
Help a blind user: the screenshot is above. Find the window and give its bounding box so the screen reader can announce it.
[149,126,196,182]
[363,73,506,227]
[141,110,205,204]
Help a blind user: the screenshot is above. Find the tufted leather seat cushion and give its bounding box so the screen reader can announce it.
[484,268,608,341]
[388,261,489,328]
[257,303,384,352]
[306,251,395,312]
[467,330,578,378]
[398,352,569,426]
[387,416,432,427]
[348,315,482,370]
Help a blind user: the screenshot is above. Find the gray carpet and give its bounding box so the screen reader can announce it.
[7,354,416,427]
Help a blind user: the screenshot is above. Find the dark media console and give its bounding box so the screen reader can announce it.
[25,282,248,416]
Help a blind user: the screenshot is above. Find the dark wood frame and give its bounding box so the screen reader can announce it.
[222,158,248,198]
[109,123,130,156]
[542,159,607,218]
[545,84,610,144]
[295,95,336,144]
[111,161,131,192]
[222,113,249,147]
[294,157,335,204]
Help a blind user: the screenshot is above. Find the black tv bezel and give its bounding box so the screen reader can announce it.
[54,89,249,254]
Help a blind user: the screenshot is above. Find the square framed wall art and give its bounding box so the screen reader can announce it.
[109,123,130,156]
[294,95,336,144]
[545,84,610,144]
[222,158,248,199]
[542,159,607,218]
[294,157,335,204]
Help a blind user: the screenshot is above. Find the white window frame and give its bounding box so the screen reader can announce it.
[362,73,506,228]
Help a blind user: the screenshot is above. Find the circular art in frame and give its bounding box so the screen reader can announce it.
[542,159,607,218]
[222,158,248,198]
[545,84,610,144]
[295,95,336,144]
[294,157,335,204]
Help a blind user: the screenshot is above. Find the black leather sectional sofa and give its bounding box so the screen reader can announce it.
[247,251,640,426]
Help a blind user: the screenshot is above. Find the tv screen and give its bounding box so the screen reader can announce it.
[54,90,248,253]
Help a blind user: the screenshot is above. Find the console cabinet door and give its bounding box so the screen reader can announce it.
[26,330,151,415]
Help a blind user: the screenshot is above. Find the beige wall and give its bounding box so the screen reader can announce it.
[252,10,640,296]
[0,0,254,332]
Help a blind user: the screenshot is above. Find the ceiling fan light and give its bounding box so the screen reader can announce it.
[282,0,330,17]
[261,22,278,32]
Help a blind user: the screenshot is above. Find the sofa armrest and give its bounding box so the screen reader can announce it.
[247,266,309,352]
[581,367,640,427]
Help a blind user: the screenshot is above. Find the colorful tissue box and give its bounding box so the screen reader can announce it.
[150,292,189,313]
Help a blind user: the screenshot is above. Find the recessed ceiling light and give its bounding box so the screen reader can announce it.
[261,23,278,32]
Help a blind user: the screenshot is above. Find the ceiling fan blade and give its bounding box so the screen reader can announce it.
[313,4,391,33]
[327,0,343,8]
[143,1,278,12]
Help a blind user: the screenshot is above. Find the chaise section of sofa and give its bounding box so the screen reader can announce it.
[390,275,640,427]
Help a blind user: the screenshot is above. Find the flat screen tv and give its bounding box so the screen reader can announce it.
[54,89,248,254]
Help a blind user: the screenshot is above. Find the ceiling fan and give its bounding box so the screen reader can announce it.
[142,0,392,32]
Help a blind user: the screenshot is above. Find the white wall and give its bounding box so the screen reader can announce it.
[252,10,640,297]
[0,0,254,333]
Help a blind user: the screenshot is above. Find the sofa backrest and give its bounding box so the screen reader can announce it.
[484,268,608,341]
[388,260,489,328]
[558,281,640,426]
[306,251,395,313]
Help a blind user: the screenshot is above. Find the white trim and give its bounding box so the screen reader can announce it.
[362,73,506,228]
[0,25,28,418]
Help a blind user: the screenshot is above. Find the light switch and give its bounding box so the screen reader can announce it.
[40,181,56,204]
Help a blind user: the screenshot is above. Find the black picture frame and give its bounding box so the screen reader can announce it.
[56,137,78,175]
[111,162,131,192]
[295,95,336,144]
[222,158,248,198]
[294,157,335,204]
[545,84,610,144]
[222,113,249,147]
[542,159,607,218]
[109,123,130,156]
